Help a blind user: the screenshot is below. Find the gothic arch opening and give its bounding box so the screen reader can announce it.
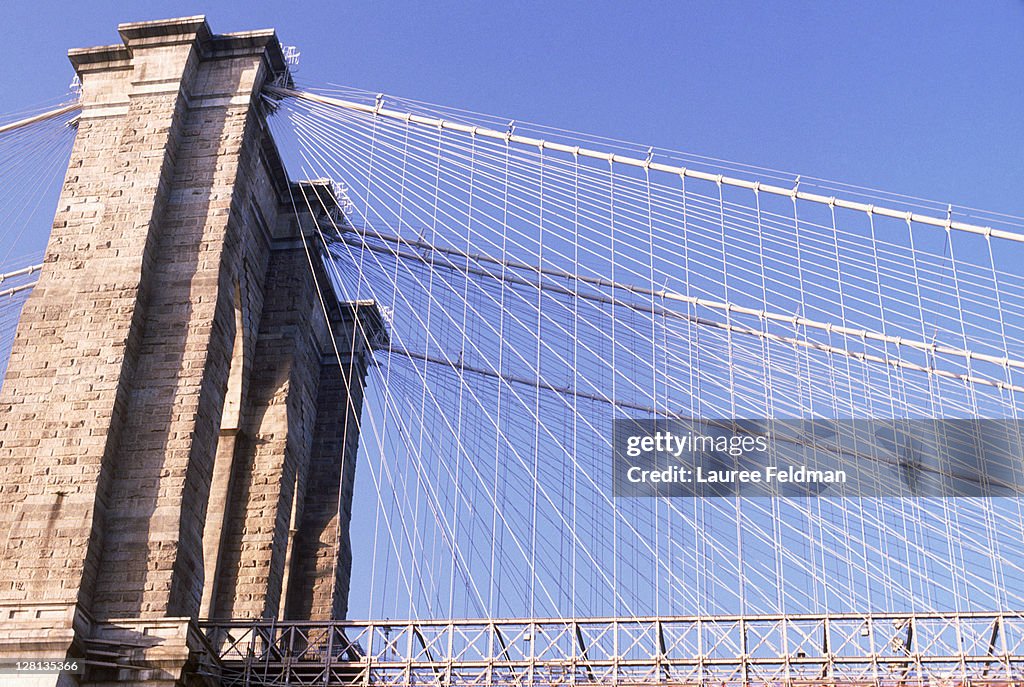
[200,277,245,618]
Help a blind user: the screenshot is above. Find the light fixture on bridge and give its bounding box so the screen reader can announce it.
[283,44,301,71]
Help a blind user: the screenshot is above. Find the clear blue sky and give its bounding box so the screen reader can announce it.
[2,1,1023,218]
[2,1,1023,622]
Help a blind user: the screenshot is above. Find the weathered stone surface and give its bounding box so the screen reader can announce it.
[0,15,381,686]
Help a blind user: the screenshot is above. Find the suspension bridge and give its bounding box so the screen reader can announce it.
[0,16,1022,687]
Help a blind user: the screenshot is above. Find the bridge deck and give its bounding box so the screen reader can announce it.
[201,612,1024,686]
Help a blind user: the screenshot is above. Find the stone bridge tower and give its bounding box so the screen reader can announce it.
[0,17,382,686]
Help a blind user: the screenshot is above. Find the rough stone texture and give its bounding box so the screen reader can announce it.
[285,308,377,621]
[0,36,196,618]
[89,44,261,625]
[210,245,325,620]
[0,16,381,686]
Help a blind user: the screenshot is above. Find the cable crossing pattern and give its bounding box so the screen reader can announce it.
[263,84,1024,624]
[4,88,1024,686]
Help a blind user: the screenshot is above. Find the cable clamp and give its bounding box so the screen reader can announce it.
[374,93,384,115]
[505,120,516,143]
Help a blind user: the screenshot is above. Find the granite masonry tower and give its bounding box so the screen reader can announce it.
[0,17,382,686]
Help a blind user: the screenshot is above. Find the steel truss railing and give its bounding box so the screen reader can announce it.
[201,612,1024,686]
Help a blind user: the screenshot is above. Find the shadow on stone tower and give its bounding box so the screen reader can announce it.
[0,16,384,686]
